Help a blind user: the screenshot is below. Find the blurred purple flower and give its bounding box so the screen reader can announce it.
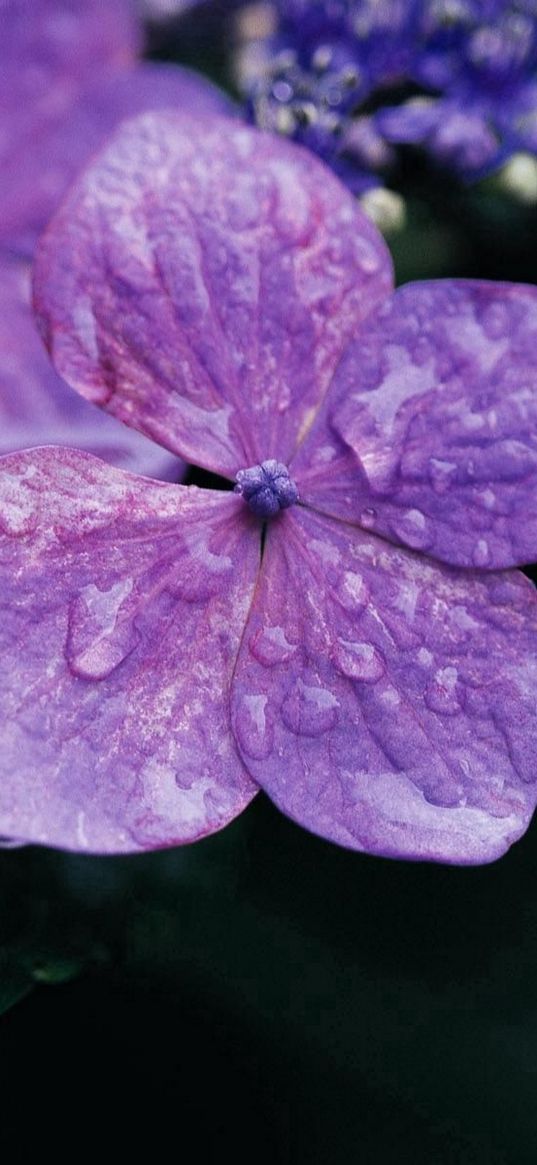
[1,112,537,863]
[0,0,232,258]
[240,0,537,186]
[379,0,537,176]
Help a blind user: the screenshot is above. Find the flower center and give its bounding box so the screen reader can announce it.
[234,460,299,518]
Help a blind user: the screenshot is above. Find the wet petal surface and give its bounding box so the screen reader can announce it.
[0,256,182,480]
[34,111,392,477]
[0,449,259,852]
[294,281,537,568]
[231,506,537,864]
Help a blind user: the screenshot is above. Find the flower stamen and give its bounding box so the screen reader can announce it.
[234,460,299,518]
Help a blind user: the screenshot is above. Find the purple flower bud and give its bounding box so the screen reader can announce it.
[235,461,299,517]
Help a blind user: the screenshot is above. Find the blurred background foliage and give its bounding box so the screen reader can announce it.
[3,798,537,1161]
[2,4,537,1162]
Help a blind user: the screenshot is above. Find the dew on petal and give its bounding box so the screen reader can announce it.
[307,538,341,567]
[174,549,233,602]
[184,533,233,575]
[335,570,369,613]
[476,487,496,510]
[472,538,490,567]
[394,580,420,623]
[234,693,273,760]
[358,246,381,275]
[360,507,377,528]
[428,457,457,495]
[249,624,297,667]
[282,680,339,737]
[334,638,385,683]
[481,301,510,340]
[390,508,433,550]
[378,686,401,709]
[66,578,137,680]
[424,666,463,716]
[449,605,481,634]
[462,413,485,433]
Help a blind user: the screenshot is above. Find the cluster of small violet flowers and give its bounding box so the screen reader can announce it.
[238,0,537,203]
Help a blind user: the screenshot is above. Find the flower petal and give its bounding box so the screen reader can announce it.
[231,506,537,864]
[2,0,140,94]
[0,0,140,256]
[294,281,537,569]
[0,256,183,481]
[1,61,232,258]
[0,449,259,852]
[34,111,393,476]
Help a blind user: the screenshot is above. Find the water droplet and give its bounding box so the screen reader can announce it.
[417,647,433,667]
[379,686,400,709]
[282,681,338,737]
[234,694,273,760]
[449,605,480,634]
[66,579,137,680]
[360,507,376,529]
[177,536,233,600]
[487,409,498,430]
[462,414,484,433]
[481,301,509,340]
[249,625,297,667]
[428,458,457,495]
[476,488,496,511]
[307,538,341,567]
[277,382,292,413]
[334,639,385,683]
[335,570,369,613]
[390,508,433,550]
[472,539,490,567]
[356,239,381,274]
[424,666,462,716]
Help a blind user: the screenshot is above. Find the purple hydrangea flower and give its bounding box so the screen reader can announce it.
[240,0,415,191]
[2,111,537,864]
[379,0,537,176]
[0,253,183,479]
[241,0,537,186]
[0,0,232,258]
